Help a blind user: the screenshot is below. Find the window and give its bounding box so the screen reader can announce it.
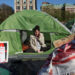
[16,0,20,4]
[23,0,26,4]
[16,6,20,10]
[30,6,33,9]
[23,6,26,10]
[30,0,32,3]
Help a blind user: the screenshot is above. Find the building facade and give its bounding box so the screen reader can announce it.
[14,0,37,13]
[64,4,75,13]
[40,2,53,11]
[41,2,75,13]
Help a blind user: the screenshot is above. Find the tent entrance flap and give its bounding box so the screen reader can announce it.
[21,31,52,53]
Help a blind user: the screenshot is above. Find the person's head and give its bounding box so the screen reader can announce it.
[33,25,40,37]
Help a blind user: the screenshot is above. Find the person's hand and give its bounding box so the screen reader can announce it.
[64,44,71,52]
[38,50,40,53]
[38,50,43,53]
[36,37,39,41]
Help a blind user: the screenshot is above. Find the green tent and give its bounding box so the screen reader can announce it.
[66,19,75,30]
[0,10,71,56]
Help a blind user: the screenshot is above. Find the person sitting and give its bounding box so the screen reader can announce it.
[30,25,50,53]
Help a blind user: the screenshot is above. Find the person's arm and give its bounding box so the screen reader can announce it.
[30,35,38,52]
[39,33,46,47]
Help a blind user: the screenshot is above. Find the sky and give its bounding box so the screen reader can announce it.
[0,0,75,10]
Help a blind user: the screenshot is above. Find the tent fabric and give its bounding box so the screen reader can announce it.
[0,32,22,55]
[0,10,71,55]
[50,33,68,42]
[71,24,75,33]
[66,19,75,30]
[0,10,70,34]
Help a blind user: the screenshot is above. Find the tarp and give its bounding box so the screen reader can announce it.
[38,40,75,75]
[0,10,71,55]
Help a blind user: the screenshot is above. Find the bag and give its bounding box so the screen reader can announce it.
[22,44,30,52]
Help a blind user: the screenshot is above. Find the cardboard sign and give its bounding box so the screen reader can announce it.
[0,41,8,63]
[53,34,75,48]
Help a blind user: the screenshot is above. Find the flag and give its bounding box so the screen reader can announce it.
[38,40,75,75]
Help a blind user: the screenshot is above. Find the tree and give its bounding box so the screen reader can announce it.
[0,4,14,24]
[41,4,75,23]
[42,6,63,21]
